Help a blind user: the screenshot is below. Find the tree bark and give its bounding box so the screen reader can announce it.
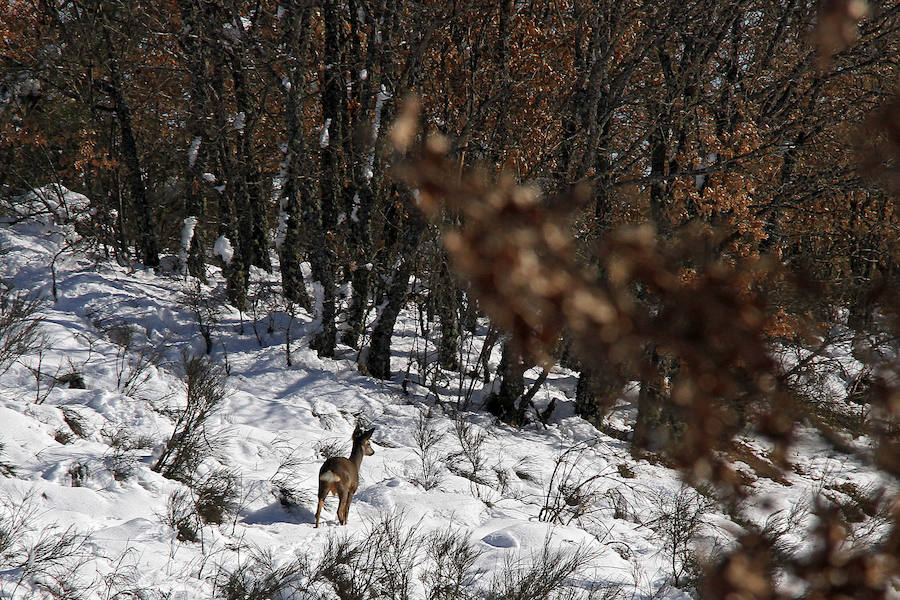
[366,202,425,379]
[277,1,313,310]
[575,362,626,428]
[310,0,345,357]
[436,261,460,370]
[177,0,210,281]
[633,347,681,455]
[228,38,271,273]
[101,24,159,268]
[206,10,248,311]
[486,338,526,425]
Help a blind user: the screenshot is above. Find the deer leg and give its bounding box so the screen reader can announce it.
[342,494,353,525]
[315,481,329,528]
[315,496,325,528]
[337,490,351,525]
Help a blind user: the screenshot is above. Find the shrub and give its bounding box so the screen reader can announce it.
[0,495,92,597]
[163,489,201,543]
[0,441,17,477]
[214,548,313,600]
[319,511,423,600]
[314,438,348,460]
[68,461,90,487]
[102,425,155,482]
[421,528,482,600]
[103,321,166,396]
[56,371,86,389]
[648,485,717,592]
[512,456,541,485]
[447,412,488,485]
[269,440,315,511]
[107,449,138,483]
[162,471,241,543]
[0,283,45,377]
[152,354,227,482]
[61,407,90,438]
[193,468,241,525]
[538,443,610,525]
[53,428,74,445]
[96,547,164,600]
[181,280,224,355]
[411,409,446,491]
[482,542,597,600]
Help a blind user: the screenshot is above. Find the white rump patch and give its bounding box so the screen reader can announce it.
[320,472,341,483]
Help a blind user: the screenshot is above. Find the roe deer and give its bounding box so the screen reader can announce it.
[315,424,375,527]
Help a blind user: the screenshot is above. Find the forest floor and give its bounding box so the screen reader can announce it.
[0,189,896,599]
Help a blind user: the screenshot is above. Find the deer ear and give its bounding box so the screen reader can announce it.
[363,427,375,440]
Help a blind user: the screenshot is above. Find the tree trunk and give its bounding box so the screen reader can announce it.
[102,25,159,268]
[177,0,210,281]
[486,338,526,425]
[342,185,376,349]
[277,1,313,310]
[366,205,425,379]
[228,44,271,273]
[633,347,681,455]
[310,0,345,358]
[575,362,626,428]
[436,261,459,370]
[207,19,248,311]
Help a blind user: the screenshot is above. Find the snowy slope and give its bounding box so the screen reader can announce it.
[0,199,895,599]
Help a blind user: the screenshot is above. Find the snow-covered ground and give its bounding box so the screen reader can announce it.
[0,193,895,598]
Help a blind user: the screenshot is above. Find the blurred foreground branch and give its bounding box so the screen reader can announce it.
[391,96,900,598]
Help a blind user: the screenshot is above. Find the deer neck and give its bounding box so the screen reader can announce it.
[349,444,365,470]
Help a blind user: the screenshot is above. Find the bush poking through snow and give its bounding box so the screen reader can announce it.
[102,321,165,396]
[0,442,17,477]
[421,527,483,600]
[822,481,893,545]
[61,407,90,438]
[68,461,90,487]
[0,495,92,597]
[209,516,602,600]
[319,511,423,600]
[538,443,610,525]
[272,478,314,512]
[53,428,74,445]
[648,485,717,592]
[182,280,225,355]
[244,278,282,348]
[213,548,314,600]
[163,470,241,543]
[512,456,542,485]
[411,408,446,490]
[102,425,155,482]
[314,438,349,460]
[105,446,138,482]
[96,548,163,600]
[483,542,598,600]
[447,412,488,485]
[56,371,85,389]
[193,468,241,525]
[0,283,45,377]
[164,489,202,543]
[269,440,315,510]
[754,497,809,566]
[601,488,632,521]
[152,354,228,482]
